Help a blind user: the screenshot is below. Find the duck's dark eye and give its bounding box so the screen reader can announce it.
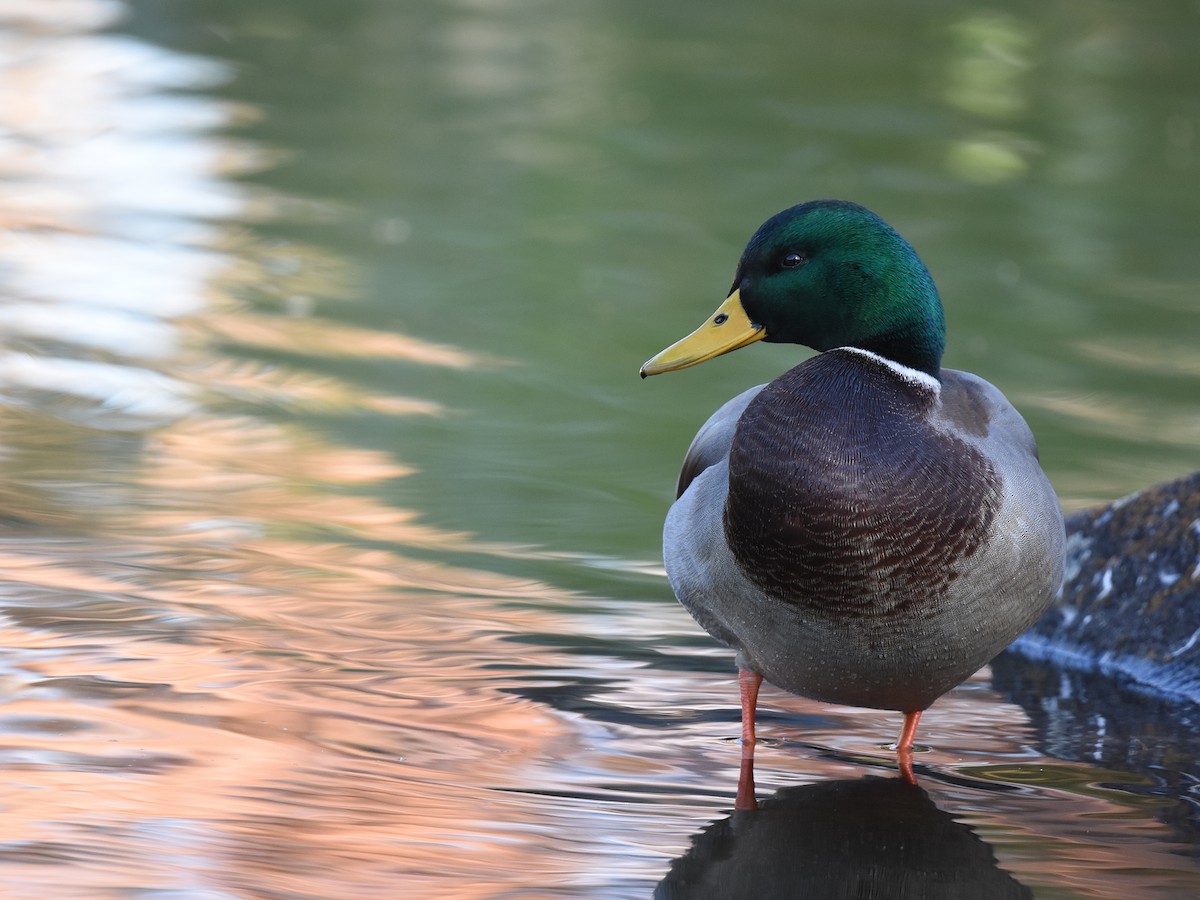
[780,252,807,269]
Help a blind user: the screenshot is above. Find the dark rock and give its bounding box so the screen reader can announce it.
[1010,470,1200,702]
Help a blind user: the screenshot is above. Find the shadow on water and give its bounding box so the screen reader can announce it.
[993,651,1200,853]
[655,777,1031,899]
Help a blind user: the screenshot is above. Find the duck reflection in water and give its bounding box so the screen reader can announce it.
[655,776,1031,900]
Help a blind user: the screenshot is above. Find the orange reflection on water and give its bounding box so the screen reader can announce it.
[204,310,484,370]
[0,5,595,893]
[0,520,604,896]
[131,415,481,553]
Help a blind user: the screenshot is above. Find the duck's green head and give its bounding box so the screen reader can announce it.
[640,200,946,379]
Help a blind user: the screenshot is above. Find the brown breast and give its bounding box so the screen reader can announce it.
[722,351,1000,619]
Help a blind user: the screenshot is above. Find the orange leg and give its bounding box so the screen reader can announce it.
[738,667,763,753]
[735,668,762,810]
[735,754,757,811]
[896,709,922,785]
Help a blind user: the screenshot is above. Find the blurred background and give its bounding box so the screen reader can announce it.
[0,1,1197,897]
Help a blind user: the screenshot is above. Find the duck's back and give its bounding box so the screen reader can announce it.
[665,349,1064,711]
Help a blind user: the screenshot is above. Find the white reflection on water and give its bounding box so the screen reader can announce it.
[0,5,232,424]
[0,1,475,430]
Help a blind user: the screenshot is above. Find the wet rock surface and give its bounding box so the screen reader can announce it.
[1009,470,1200,702]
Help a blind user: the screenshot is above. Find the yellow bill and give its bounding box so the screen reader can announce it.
[640,290,766,378]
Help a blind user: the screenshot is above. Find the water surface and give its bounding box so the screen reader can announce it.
[0,1,1198,897]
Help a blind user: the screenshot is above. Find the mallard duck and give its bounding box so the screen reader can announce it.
[641,200,1065,781]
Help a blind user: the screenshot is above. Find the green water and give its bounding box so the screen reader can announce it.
[0,1,1197,896]
[148,0,1199,555]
